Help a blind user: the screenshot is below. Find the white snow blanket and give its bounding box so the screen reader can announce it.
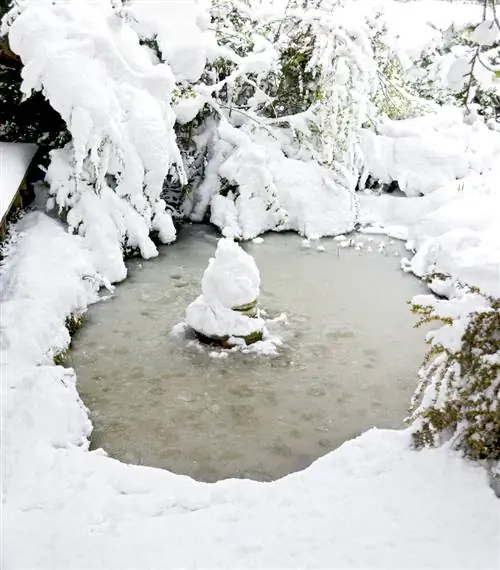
[361,107,500,196]
[0,142,37,221]
[1,211,499,569]
[360,108,500,297]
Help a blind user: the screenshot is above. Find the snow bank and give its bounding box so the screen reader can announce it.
[1,213,102,502]
[0,142,37,221]
[361,170,500,297]
[2,210,499,570]
[361,107,500,196]
[359,98,500,298]
[193,123,356,240]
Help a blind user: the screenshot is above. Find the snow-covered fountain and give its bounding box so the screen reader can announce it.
[185,237,264,348]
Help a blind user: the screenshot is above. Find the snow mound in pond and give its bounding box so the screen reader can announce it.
[202,237,260,308]
[185,237,264,339]
[185,296,265,339]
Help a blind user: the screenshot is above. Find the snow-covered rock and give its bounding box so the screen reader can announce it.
[185,237,264,343]
[202,237,260,308]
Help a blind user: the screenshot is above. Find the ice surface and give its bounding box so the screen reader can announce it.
[70,226,429,482]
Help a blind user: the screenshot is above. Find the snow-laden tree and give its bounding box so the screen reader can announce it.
[2,0,195,281]
[408,1,500,121]
[2,0,381,249]
[185,0,377,237]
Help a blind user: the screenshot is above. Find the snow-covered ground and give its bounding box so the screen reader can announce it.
[2,0,500,567]
[359,108,500,298]
[2,213,498,569]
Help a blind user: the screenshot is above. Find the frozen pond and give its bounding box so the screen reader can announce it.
[69,225,428,482]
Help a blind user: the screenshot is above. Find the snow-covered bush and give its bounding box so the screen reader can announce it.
[2,0,190,281]
[1,0,383,259]
[409,282,500,464]
[410,11,500,120]
[185,0,378,236]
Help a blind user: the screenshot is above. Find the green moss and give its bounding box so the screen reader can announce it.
[53,348,70,366]
[195,329,264,348]
[65,313,84,337]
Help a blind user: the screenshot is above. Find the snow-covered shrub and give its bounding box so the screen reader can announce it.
[367,13,429,121]
[2,0,190,281]
[409,283,500,464]
[410,15,500,120]
[185,0,378,236]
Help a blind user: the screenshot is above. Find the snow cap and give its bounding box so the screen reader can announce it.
[202,237,260,308]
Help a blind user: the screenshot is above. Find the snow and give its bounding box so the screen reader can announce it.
[124,0,209,83]
[1,208,498,569]
[473,20,500,47]
[202,238,260,307]
[360,107,500,196]
[196,123,356,240]
[0,142,37,222]
[4,0,188,282]
[360,116,500,297]
[2,0,500,567]
[339,0,483,77]
[185,237,264,339]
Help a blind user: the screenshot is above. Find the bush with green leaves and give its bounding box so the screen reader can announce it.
[409,282,500,464]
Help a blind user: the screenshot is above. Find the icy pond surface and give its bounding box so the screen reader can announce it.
[70,225,428,482]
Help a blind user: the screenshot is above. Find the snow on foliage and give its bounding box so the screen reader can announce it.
[3,0,379,251]
[409,284,499,465]
[4,0,192,281]
[360,106,500,196]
